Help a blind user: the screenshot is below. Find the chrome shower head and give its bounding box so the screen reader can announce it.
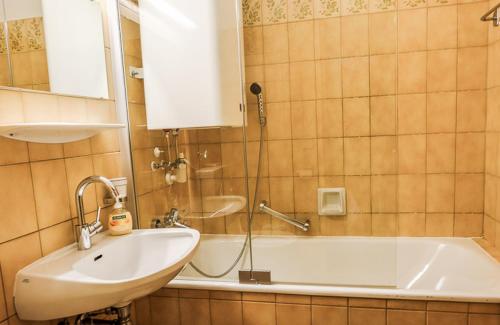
[250,82,266,127]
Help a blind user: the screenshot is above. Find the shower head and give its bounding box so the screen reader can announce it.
[250,82,262,95]
[249,83,266,127]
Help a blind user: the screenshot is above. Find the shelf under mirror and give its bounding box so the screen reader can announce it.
[0,122,125,144]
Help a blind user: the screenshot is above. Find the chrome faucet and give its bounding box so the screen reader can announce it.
[75,176,120,250]
[151,208,188,229]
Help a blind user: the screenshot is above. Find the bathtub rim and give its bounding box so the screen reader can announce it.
[167,279,500,303]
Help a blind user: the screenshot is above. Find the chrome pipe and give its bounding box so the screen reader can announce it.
[259,201,310,232]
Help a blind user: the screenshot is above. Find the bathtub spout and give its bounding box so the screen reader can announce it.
[259,201,310,231]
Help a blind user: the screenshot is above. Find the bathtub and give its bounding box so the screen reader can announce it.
[168,235,500,303]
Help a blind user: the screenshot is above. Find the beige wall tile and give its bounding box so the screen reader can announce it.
[427,92,456,133]
[458,2,489,47]
[0,138,28,166]
[318,138,344,175]
[211,300,242,325]
[427,134,456,173]
[454,213,483,236]
[343,97,370,136]
[369,12,397,55]
[294,176,318,212]
[65,156,97,217]
[28,143,64,161]
[268,140,293,176]
[58,96,87,123]
[372,213,397,236]
[387,310,425,325]
[288,21,314,62]
[0,90,24,123]
[468,314,500,325]
[263,24,289,64]
[427,49,457,92]
[150,296,178,325]
[455,133,485,173]
[398,52,427,94]
[291,101,317,138]
[0,233,41,315]
[398,94,426,134]
[265,64,290,102]
[457,47,487,90]
[314,18,341,59]
[398,135,426,174]
[344,137,371,175]
[371,175,397,213]
[345,176,371,213]
[457,90,486,132]
[276,303,311,325]
[316,99,343,137]
[0,164,37,243]
[312,305,347,325]
[290,61,316,101]
[370,54,396,95]
[341,57,370,97]
[370,96,396,136]
[22,92,59,122]
[398,213,426,236]
[398,9,427,52]
[292,139,318,176]
[428,5,457,50]
[267,102,292,140]
[39,220,74,255]
[371,136,397,174]
[350,308,386,325]
[341,15,369,57]
[31,159,70,228]
[346,213,372,235]
[455,174,484,213]
[398,175,426,212]
[315,59,342,99]
[179,298,210,325]
[427,311,467,325]
[244,27,264,66]
[426,175,455,213]
[243,301,276,325]
[269,177,295,212]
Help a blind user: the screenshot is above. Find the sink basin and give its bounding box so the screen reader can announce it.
[14,228,200,321]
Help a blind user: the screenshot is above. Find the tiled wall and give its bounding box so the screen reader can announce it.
[483,0,500,250]
[0,88,121,325]
[132,288,500,325]
[0,17,50,90]
[172,0,490,237]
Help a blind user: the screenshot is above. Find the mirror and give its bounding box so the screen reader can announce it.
[0,0,110,99]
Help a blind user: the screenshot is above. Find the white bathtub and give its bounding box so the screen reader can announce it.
[169,235,500,303]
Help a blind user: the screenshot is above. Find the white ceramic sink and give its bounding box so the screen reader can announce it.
[14,228,200,321]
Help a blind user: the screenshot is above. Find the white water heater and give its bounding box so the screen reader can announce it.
[138,0,245,129]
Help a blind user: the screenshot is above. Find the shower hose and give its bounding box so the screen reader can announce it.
[188,113,265,278]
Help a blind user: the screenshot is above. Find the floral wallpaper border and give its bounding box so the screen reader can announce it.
[242,0,450,25]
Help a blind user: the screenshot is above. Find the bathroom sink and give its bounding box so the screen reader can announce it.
[14,228,200,321]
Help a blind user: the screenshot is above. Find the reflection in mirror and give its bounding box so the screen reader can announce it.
[0,0,109,99]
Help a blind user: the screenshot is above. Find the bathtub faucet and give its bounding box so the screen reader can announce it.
[259,201,310,232]
[151,208,189,229]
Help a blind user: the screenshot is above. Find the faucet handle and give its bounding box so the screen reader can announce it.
[88,206,103,235]
[96,206,102,224]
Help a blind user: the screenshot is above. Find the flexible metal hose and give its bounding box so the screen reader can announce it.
[188,123,264,278]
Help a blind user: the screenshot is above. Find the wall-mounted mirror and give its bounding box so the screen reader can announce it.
[0,0,110,99]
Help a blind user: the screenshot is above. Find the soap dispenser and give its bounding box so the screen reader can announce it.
[108,177,133,236]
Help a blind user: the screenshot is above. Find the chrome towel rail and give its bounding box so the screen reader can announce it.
[481,3,500,26]
[259,201,310,232]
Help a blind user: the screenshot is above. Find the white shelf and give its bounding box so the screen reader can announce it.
[0,122,125,144]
